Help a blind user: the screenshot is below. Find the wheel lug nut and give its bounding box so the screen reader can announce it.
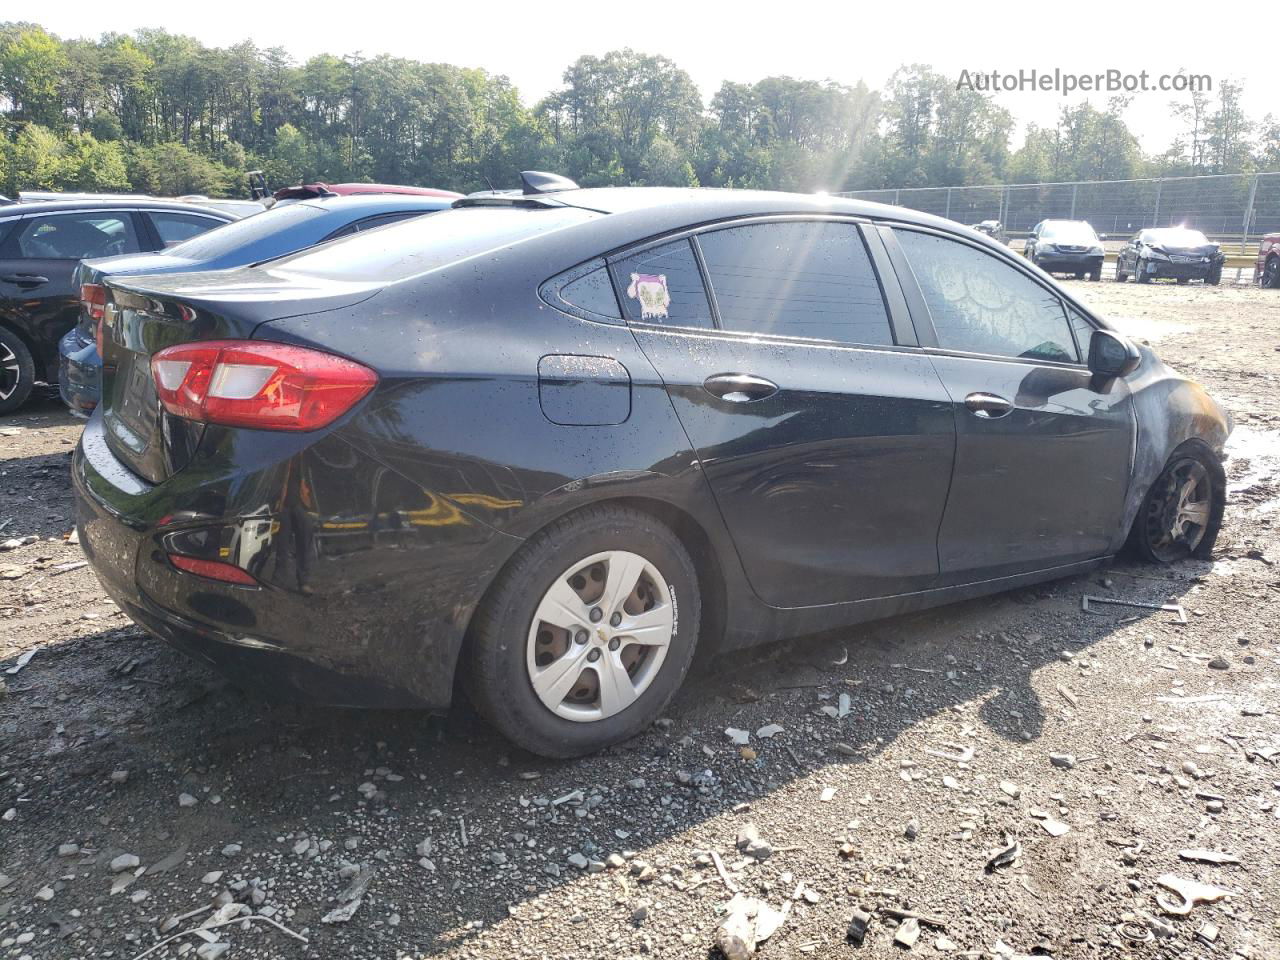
[574,629,588,645]
[608,637,620,651]
[589,607,603,623]
[587,648,602,662]
[609,612,622,627]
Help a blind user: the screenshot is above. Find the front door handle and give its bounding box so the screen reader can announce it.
[703,373,779,403]
[964,392,1014,418]
[0,273,49,287]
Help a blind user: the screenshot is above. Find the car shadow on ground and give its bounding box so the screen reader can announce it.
[0,551,1208,957]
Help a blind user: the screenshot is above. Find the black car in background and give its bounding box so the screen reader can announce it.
[74,184,1229,758]
[1115,227,1225,284]
[0,199,235,413]
[1024,219,1105,280]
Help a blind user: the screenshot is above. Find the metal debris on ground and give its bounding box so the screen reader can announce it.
[1154,874,1233,916]
[1081,594,1187,623]
[322,863,374,923]
[1178,849,1241,865]
[985,835,1021,872]
[4,650,35,675]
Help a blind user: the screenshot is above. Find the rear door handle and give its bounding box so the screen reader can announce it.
[0,273,49,287]
[964,392,1014,418]
[703,373,779,403]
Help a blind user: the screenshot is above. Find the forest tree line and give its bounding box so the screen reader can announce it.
[1,22,1278,198]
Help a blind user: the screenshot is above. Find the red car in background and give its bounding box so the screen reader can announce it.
[1256,232,1280,288]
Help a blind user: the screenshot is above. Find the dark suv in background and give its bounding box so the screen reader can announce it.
[1024,219,1105,280]
[0,199,235,413]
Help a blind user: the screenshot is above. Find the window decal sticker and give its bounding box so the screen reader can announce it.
[626,273,670,320]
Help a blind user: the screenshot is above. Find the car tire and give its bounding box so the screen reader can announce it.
[1136,258,1151,283]
[1115,260,1128,283]
[1128,444,1224,564]
[1089,266,1102,282]
[464,504,701,758]
[1264,255,1280,289]
[0,327,35,415]
[1206,265,1222,286]
[1073,271,1084,280]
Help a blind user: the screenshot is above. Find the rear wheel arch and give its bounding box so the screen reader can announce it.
[458,495,729,669]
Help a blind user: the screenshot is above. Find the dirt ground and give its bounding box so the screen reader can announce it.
[1,279,1278,960]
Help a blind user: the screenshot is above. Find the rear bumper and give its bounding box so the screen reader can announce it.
[57,327,100,416]
[73,414,518,709]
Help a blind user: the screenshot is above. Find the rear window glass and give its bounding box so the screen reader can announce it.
[276,206,600,283]
[610,239,714,329]
[697,221,893,345]
[560,267,621,318]
[165,202,325,260]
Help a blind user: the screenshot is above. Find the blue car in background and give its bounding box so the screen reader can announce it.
[59,192,455,415]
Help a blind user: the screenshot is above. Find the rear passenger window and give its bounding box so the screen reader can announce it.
[610,239,714,329]
[696,221,892,344]
[896,229,1079,363]
[16,212,141,260]
[561,267,621,318]
[150,212,220,248]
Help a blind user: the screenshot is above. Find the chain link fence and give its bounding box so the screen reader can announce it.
[837,172,1280,247]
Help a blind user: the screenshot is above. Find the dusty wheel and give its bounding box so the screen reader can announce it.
[1130,447,1224,564]
[1263,256,1280,289]
[1089,266,1102,282]
[1206,265,1222,286]
[1115,260,1129,283]
[0,327,35,415]
[1136,259,1151,283]
[465,505,700,758]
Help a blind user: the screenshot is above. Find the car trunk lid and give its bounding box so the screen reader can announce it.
[99,269,381,484]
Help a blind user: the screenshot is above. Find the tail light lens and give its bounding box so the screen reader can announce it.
[82,284,107,355]
[150,340,377,431]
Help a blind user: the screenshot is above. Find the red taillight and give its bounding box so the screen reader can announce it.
[168,554,258,585]
[82,284,107,356]
[150,340,377,431]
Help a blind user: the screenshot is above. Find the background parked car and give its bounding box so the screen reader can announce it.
[272,182,463,202]
[1255,232,1280,288]
[970,219,1007,245]
[1115,227,1225,284]
[0,198,235,414]
[1023,219,1105,280]
[74,183,1228,758]
[60,192,456,415]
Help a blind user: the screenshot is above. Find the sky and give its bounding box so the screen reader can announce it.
[28,0,1269,163]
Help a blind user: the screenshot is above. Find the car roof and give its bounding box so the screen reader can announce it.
[0,198,236,219]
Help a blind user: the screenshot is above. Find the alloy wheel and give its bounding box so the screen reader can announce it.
[1143,457,1212,561]
[525,550,674,722]
[0,341,20,402]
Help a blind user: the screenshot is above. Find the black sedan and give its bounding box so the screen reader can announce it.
[0,199,235,413]
[1115,227,1225,284]
[73,179,1230,758]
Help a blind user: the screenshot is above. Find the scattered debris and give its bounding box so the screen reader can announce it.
[925,742,975,764]
[4,649,35,675]
[1154,874,1233,916]
[322,864,373,923]
[846,908,871,946]
[725,727,750,746]
[756,724,784,739]
[1177,849,1241,866]
[894,917,921,948]
[985,835,1021,871]
[1082,594,1187,622]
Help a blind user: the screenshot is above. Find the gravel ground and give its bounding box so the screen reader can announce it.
[1,280,1278,960]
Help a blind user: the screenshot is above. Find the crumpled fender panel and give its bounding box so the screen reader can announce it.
[1116,345,1231,551]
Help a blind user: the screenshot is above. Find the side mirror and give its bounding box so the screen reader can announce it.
[1088,329,1141,378]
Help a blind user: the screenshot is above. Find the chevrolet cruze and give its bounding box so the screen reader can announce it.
[74,179,1229,757]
